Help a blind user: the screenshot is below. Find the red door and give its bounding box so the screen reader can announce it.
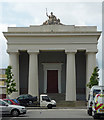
[47,70,58,93]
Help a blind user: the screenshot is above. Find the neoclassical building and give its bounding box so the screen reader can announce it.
[3,14,101,101]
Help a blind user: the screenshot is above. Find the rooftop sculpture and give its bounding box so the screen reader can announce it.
[43,12,63,25]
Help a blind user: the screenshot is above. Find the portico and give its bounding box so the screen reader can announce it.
[3,24,101,101]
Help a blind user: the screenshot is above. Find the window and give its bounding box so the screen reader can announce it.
[88,94,90,100]
[8,100,13,105]
[23,95,27,99]
[0,101,7,106]
[93,90,101,98]
[18,96,24,100]
[42,96,51,102]
[4,100,12,105]
[27,94,32,98]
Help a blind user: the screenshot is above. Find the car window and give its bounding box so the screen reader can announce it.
[0,101,7,106]
[18,96,24,100]
[27,94,32,98]
[42,96,51,102]
[88,94,90,100]
[24,95,28,99]
[4,100,13,105]
[93,90,101,98]
[8,100,13,104]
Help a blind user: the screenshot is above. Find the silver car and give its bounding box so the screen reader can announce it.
[0,99,26,117]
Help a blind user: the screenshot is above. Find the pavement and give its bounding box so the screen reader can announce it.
[26,106,87,109]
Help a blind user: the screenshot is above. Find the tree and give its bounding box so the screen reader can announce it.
[5,66,18,95]
[87,66,99,89]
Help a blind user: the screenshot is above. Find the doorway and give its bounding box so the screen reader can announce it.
[47,70,58,93]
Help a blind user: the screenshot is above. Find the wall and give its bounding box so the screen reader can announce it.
[19,51,29,94]
[38,51,66,94]
[75,51,86,100]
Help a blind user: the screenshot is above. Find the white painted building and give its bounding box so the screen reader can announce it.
[3,16,101,101]
[0,69,6,98]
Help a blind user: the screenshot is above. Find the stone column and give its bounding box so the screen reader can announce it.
[65,51,76,101]
[9,52,19,98]
[86,52,96,100]
[28,51,39,97]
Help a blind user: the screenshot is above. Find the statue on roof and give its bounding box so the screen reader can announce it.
[43,9,63,25]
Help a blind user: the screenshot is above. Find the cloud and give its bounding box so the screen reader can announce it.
[0,24,16,68]
[0,2,102,69]
[2,2,101,27]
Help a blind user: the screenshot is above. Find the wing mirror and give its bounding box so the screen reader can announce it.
[5,104,8,107]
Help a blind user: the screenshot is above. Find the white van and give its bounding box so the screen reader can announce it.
[87,86,104,116]
[92,93,104,119]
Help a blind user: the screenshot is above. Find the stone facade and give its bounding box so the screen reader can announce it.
[3,25,101,101]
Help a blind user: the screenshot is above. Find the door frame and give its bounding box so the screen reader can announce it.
[42,63,63,93]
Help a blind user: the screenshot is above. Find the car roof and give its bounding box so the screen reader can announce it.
[19,94,31,96]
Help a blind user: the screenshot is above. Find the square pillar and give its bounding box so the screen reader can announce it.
[65,51,76,101]
[86,52,96,100]
[28,51,39,97]
[9,52,19,98]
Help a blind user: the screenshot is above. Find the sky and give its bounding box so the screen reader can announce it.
[0,1,103,83]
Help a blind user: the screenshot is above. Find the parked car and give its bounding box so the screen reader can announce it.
[18,94,56,109]
[3,99,20,105]
[87,85,104,116]
[16,94,37,106]
[92,93,104,119]
[12,99,20,105]
[0,99,26,117]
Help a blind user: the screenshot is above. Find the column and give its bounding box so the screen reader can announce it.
[86,52,96,100]
[28,51,39,97]
[9,52,19,98]
[66,52,76,101]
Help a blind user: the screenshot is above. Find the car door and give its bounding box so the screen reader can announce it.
[0,100,10,114]
[41,96,51,107]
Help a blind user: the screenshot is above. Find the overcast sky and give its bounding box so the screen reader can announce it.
[0,1,103,83]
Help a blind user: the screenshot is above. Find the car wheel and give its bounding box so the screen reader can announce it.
[29,100,33,105]
[93,112,100,119]
[48,104,52,109]
[93,115,100,119]
[88,109,92,116]
[11,109,19,117]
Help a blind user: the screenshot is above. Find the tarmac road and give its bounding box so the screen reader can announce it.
[1,108,104,120]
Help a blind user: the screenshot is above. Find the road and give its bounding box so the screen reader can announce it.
[1,108,104,120]
[26,108,91,118]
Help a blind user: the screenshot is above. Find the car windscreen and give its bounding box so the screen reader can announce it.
[4,100,13,105]
[93,89,101,98]
[42,96,51,102]
[0,100,8,106]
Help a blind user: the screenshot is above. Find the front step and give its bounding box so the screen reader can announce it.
[47,93,65,102]
[57,101,87,107]
[47,93,87,107]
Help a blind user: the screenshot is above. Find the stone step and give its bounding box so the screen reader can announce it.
[47,93,65,102]
[56,101,87,107]
[47,93,87,107]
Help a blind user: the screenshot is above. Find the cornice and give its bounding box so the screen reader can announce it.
[3,32,101,37]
